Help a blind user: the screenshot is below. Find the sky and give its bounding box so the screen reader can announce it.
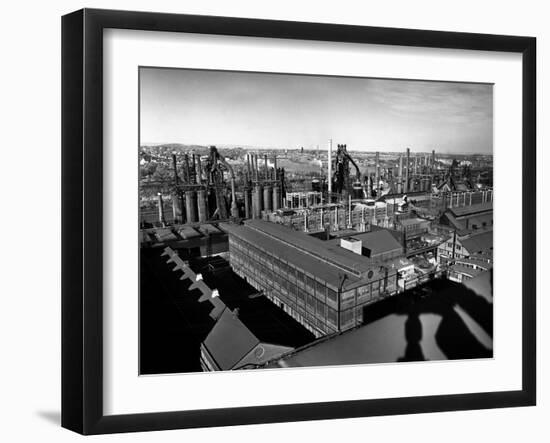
[139,67,493,154]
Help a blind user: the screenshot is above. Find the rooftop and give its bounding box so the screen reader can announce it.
[221,222,366,289]
[330,229,403,257]
[245,219,377,277]
[448,201,493,218]
[263,277,493,368]
[460,230,493,254]
[203,308,259,370]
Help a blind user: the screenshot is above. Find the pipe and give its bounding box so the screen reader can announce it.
[244,188,251,218]
[264,154,269,181]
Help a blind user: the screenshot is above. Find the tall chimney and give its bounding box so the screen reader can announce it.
[192,154,197,184]
[251,155,256,181]
[405,148,410,193]
[375,151,380,198]
[328,139,333,196]
[398,155,403,193]
[264,154,269,181]
[184,154,191,184]
[172,153,179,185]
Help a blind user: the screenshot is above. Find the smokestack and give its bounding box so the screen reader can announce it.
[264,154,269,181]
[246,154,251,179]
[398,155,403,193]
[244,188,251,219]
[172,153,179,185]
[184,154,191,184]
[432,150,436,170]
[328,139,333,196]
[375,152,380,198]
[192,154,197,184]
[196,155,203,184]
[405,148,410,193]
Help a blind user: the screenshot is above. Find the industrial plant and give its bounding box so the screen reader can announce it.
[140,142,494,374]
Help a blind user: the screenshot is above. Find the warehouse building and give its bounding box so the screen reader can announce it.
[437,229,493,265]
[440,201,493,235]
[221,220,399,337]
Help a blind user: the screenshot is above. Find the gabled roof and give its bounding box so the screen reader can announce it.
[202,308,259,370]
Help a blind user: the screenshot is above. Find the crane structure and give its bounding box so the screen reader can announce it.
[331,143,361,196]
[205,146,239,220]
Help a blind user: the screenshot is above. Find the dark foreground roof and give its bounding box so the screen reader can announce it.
[263,276,493,368]
[203,308,260,370]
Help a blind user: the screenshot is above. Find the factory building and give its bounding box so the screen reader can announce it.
[437,229,493,265]
[221,219,399,337]
[260,270,493,369]
[333,229,403,261]
[440,201,493,234]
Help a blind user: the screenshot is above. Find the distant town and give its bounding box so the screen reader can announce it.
[139,142,493,374]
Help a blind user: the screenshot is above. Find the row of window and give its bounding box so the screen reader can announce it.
[229,235,395,334]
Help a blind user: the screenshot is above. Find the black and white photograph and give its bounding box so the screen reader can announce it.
[139,68,494,374]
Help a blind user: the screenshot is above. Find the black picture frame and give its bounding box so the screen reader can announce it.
[61,8,536,435]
